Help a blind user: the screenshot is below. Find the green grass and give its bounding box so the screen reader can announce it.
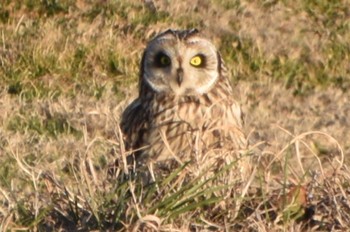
[0,0,349,230]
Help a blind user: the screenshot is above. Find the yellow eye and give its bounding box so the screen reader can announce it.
[160,55,171,66]
[190,55,203,67]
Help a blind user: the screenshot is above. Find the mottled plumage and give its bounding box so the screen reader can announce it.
[121,29,247,168]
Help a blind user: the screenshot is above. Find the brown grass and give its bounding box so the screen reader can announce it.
[0,0,349,230]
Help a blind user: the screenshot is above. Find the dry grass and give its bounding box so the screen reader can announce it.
[0,0,350,231]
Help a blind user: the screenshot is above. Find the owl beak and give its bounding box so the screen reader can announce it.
[176,68,184,86]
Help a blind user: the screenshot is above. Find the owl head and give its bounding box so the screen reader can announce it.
[140,29,223,96]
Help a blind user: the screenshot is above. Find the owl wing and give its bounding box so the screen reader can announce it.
[120,98,148,152]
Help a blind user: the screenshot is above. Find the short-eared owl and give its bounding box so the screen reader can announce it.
[121,29,247,168]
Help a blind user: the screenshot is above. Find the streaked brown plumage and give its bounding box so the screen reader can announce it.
[121,29,247,169]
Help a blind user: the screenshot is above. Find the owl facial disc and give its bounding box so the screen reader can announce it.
[141,29,220,96]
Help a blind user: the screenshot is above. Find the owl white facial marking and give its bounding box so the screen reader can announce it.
[195,72,219,94]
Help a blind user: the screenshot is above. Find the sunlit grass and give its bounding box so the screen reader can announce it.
[0,0,349,230]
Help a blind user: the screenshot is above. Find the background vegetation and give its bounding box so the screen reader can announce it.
[0,0,349,230]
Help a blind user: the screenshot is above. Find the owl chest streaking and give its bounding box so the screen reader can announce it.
[121,29,247,166]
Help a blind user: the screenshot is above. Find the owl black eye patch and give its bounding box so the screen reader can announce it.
[154,52,171,67]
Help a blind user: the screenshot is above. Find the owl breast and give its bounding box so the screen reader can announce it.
[125,86,247,165]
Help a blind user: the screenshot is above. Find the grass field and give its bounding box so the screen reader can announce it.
[1,0,350,231]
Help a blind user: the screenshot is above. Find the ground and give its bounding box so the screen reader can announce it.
[0,0,349,231]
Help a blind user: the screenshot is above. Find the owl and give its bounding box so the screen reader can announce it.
[121,29,247,172]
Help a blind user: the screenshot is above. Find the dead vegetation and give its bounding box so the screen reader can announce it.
[0,0,349,231]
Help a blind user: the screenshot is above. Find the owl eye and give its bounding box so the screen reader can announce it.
[190,55,205,67]
[155,52,171,67]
